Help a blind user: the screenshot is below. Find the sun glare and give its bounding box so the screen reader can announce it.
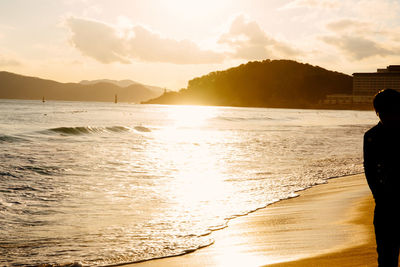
[148,105,230,209]
[166,105,218,128]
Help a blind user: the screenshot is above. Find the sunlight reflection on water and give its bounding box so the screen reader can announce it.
[0,100,377,265]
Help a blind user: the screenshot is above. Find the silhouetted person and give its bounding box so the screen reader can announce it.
[364,89,400,267]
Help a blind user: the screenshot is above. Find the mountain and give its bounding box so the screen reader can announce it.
[80,79,139,88]
[79,79,164,95]
[144,59,353,109]
[0,72,163,103]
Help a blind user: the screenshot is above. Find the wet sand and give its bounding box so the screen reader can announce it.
[128,174,377,267]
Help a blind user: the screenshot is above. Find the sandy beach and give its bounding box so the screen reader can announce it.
[127,174,377,267]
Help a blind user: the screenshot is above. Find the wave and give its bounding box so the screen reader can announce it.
[214,115,300,122]
[45,125,151,135]
[0,134,28,143]
[15,165,62,176]
[133,126,151,132]
[214,116,275,122]
[97,172,362,267]
[0,171,18,178]
[48,126,128,135]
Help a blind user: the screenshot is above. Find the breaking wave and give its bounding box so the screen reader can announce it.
[44,125,151,135]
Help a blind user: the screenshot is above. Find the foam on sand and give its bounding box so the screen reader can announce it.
[128,174,375,267]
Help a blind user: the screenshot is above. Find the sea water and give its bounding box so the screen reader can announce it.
[0,99,377,266]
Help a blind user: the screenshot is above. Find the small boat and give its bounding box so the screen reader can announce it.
[115,94,118,104]
[42,96,45,103]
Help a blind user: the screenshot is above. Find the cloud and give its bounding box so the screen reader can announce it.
[65,17,224,64]
[355,0,400,21]
[218,15,299,60]
[127,25,225,64]
[322,35,394,60]
[65,17,131,64]
[64,15,301,64]
[321,18,400,60]
[325,19,370,33]
[0,55,21,67]
[282,0,340,9]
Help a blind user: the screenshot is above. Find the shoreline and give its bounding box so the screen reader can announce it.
[1,98,373,111]
[125,174,376,267]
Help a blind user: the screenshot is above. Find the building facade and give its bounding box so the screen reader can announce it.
[353,65,400,103]
[323,94,353,105]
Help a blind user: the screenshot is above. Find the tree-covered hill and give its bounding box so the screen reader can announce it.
[144,60,353,108]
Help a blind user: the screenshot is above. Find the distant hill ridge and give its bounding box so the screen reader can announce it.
[0,71,163,103]
[79,79,164,94]
[80,79,140,88]
[144,59,353,109]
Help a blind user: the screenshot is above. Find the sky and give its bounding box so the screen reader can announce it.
[1,0,400,90]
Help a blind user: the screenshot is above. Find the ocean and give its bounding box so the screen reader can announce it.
[0,99,377,266]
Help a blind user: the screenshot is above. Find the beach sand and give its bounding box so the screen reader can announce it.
[127,174,377,267]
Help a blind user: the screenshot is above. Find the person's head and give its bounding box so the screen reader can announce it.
[373,89,400,128]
